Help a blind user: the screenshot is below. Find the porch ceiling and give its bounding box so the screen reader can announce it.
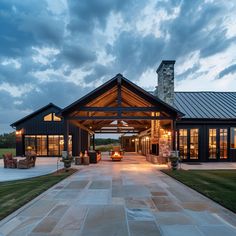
[61,74,182,134]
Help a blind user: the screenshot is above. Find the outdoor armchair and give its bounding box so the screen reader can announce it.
[3,153,17,168]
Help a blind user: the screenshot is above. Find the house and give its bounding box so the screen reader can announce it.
[11,61,236,162]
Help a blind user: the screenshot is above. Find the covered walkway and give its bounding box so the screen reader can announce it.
[0,153,236,236]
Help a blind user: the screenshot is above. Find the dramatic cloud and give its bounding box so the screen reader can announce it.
[0,0,236,133]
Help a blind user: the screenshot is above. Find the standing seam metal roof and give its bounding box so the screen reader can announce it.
[173,92,236,119]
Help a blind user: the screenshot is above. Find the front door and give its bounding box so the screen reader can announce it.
[208,128,228,161]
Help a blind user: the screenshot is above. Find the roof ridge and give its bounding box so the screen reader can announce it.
[174,91,236,93]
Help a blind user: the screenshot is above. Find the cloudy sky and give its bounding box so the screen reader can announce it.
[1,0,236,133]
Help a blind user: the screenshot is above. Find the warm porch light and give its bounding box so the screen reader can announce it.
[16,130,22,135]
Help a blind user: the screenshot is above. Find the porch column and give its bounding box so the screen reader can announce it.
[64,119,69,152]
[92,134,95,150]
[171,120,176,151]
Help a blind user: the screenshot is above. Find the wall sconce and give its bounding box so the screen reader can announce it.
[135,138,138,141]
[132,139,135,142]
[16,130,22,135]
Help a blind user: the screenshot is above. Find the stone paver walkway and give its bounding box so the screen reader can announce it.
[0,153,236,236]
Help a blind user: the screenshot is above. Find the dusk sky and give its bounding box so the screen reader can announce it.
[1,0,236,134]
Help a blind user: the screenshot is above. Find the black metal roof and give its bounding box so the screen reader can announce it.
[174,92,236,119]
[11,103,61,127]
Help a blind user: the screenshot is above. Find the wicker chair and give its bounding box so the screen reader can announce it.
[3,153,17,168]
[18,151,37,169]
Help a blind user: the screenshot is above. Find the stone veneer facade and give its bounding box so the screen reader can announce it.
[156,60,175,106]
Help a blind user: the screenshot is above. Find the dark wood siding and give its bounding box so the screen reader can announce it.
[176,119,236,162]
[14,106,88,156]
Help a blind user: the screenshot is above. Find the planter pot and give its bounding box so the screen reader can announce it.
[75,157,83,165]
[151,156,158,164]
[169,157,178,170]
[63,160,72,170]
[83,156,90,165]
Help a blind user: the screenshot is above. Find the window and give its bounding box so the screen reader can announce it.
[231,128,236,149]
[220,129,227,159]
[25,135,72,156]
[43,113,61,121]
[44,113,53,121]
[209,129,217,159]
[25,135,36,152]
[36,135,47,156]
[53,113,61,121]
[179,129,188,159]
[190,129,199,159]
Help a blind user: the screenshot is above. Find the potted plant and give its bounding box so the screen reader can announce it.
[61,151,72,171]
[169,156,179,170]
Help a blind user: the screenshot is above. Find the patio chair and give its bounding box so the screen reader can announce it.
[18,156,34,169]
[18,151,37,169]
[3,153,17,168]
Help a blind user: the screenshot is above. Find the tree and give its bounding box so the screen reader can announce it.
[0,132,16,148]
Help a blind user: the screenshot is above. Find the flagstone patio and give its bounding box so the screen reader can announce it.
[0,157,63,182]
[0,153,236,236]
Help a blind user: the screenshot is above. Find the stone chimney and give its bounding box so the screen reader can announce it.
[156,60,175,106]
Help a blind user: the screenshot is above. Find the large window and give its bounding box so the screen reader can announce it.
[231,128,236,149]
[209,129,217,159]
[43,113,61,122]
[220,129,227,159]
[179,129,188,160]
[190,129,199,159]
[36,135,47,156]
[25,135,72,156]
[25,135,36,152]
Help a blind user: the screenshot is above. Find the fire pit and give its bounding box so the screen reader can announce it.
[111,146,123,161]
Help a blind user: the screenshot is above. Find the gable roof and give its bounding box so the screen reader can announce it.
[11,103,61,127]
[174,92,236,119]
[61,74,184,117]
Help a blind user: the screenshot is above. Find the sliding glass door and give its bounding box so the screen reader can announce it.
[24,135,72,156]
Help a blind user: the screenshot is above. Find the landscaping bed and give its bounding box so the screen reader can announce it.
[0,168,77,220]
[162,169,236,213]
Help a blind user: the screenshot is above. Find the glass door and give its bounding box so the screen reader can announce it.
[208,128,228,160]
[219,129,227,160]
[178,128,199,161]
[209,129,217,160]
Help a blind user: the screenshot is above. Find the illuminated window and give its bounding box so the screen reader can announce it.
[43,113,61,121]
[44,113,53,121]
[53,113,61,121]
[190,129,199,159]
[179,129,188,160]
[209,129,217,159]
[220,129,227,159]
[231,128,236,149]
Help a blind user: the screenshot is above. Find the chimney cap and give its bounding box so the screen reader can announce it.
[156,60,175,73]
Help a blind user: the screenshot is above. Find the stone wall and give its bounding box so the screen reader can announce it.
[156,60,175,106]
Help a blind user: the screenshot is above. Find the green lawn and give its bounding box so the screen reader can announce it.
[162,169,236,213]
[0,148,16,157]
[0,169,76,220]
